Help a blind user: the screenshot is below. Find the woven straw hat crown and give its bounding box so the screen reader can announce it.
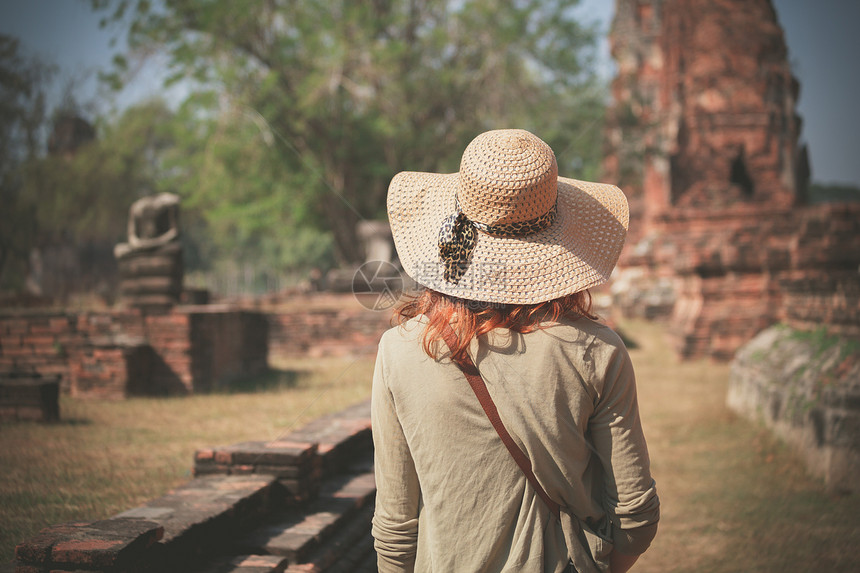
[458,129,558,226]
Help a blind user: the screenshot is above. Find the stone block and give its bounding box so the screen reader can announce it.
[115,474,277,546]
[236,469,375,562]
[15,518,162,570]
[200,554,290,573]
[227,442,317,467]
[729,324,860,493]
[281,504,375,573]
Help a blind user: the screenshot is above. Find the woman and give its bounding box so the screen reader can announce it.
[372,129,659,572]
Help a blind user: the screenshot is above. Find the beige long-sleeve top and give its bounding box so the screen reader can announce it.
[371,316,659,573]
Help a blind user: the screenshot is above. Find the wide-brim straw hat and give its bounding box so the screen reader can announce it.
[387,129,629,305]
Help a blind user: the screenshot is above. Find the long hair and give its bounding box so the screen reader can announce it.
[395,288,596,362]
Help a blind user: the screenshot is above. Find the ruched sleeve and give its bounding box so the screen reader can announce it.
[589,343,660,555]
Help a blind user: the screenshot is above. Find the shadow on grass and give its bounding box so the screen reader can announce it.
[218,368,306,394]
[0,417,93,427]
[53,417,93,426]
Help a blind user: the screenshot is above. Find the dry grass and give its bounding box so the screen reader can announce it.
[2,319,858,571]
[0,354,376,565]
[625,319,860,573]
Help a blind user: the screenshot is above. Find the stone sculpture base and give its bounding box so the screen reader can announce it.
[115,242,183,313]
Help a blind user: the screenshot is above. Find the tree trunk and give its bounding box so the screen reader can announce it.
[326,169,364,265]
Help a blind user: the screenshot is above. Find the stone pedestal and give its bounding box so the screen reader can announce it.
[116,241,184,313]
[114,193,184,313]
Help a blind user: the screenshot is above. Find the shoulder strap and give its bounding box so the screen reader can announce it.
[437,320,561,520]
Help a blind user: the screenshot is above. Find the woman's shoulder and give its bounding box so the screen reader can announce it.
[379,314,428,348]
[540,315,627,351]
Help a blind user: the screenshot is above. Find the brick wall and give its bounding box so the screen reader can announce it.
[265,295,392,358]
[781,271,860,338]
[0,306,269,399]
[187,307,269,392]
[614,202,860,360]
[0,312,106,393]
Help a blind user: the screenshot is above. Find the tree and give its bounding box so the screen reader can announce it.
[92,0,606,265]
[8,100,179,298]
[22,99,176,238]
[0,35,52,287]
[162,92,337,278]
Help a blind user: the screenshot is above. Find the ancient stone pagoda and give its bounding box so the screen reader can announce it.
[605,0,860,360]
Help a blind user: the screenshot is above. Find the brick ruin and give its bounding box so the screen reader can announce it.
[0,307,269,401]
[0,294,390,404]
[13,400,378,572]
[604,0,860,493]
[604,0,860,360]
[1,291,393,569]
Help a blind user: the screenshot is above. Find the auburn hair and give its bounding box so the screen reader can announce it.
[394,288,596,362]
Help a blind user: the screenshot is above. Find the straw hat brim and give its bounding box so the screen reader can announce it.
[387,171,630,305]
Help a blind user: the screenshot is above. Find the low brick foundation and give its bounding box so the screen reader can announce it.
[1,293,391,399]
[0,306,269,399]
[13,400,377,573]
[265,295,392,359]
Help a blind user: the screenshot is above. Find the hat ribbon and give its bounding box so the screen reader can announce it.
[438,199,558,284]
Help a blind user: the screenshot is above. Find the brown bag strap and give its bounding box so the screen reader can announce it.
[437,320,561,520]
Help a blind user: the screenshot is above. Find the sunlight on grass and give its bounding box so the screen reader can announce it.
[2,321,859,571]
[624,319,860,573]
[0,353,375,564]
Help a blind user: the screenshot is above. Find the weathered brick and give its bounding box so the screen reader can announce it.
[195,448,216,461]
[228,441,317,467]
[1,334,23,347]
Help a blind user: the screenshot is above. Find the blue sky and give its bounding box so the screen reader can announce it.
[1,0,858,187]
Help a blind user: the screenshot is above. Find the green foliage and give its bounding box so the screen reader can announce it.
[91,0,607,264]
[785,324,860,367]
[0,35,53,287]
[21,100,176,246]
[787,325,842,357]
[160,92,338,276]
[808,182,860,204]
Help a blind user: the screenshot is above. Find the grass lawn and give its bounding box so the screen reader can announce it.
[1,319,858,571]
[0,354,376,565]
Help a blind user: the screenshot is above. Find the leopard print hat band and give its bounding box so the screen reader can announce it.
[438,199,558,283]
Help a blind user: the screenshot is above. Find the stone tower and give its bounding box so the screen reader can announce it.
[605,0,809,243]
[605,0,860,360]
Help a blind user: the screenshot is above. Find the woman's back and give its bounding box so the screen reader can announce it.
[372,316,658,572]
[374,128,658,572]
